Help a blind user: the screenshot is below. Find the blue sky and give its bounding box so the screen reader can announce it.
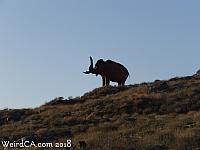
[0,0,199,108]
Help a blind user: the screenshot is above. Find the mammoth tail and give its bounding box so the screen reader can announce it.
[126,71,131,83]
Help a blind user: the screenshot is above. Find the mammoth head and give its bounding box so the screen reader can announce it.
[93,59,105,76]
[83,57,104,76]
[83,56,96,75]
[94,59,104,69]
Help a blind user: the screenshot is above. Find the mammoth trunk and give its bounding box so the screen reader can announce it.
[89,56,94,72]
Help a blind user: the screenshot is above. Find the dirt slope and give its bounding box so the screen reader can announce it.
[0,71,200,150]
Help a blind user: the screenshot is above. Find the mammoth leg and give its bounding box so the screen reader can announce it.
[106,80,110,86]
[102,76,106,86]
[105,77,110,86]
[118,82,125,86]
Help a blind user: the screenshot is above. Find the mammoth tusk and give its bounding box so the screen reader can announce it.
[83,71,90,74]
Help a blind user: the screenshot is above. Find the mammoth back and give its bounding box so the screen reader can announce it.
[105,60,128,73]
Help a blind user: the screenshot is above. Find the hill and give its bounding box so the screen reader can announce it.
[1,70,200,150]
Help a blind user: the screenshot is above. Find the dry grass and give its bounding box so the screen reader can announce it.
[1,74,200,149]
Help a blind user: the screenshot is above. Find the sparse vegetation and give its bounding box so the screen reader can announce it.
[1,72,200,149]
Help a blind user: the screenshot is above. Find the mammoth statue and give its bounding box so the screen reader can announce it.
[84,56,129,86]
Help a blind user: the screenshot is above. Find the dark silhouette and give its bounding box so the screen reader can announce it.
[84,56,129,86]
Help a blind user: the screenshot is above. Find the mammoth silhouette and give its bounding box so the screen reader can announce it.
[84,56,129,86]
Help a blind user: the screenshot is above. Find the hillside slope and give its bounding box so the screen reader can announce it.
[1,71,200,150]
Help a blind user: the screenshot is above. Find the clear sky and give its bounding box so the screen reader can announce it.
[0,0,199,109]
